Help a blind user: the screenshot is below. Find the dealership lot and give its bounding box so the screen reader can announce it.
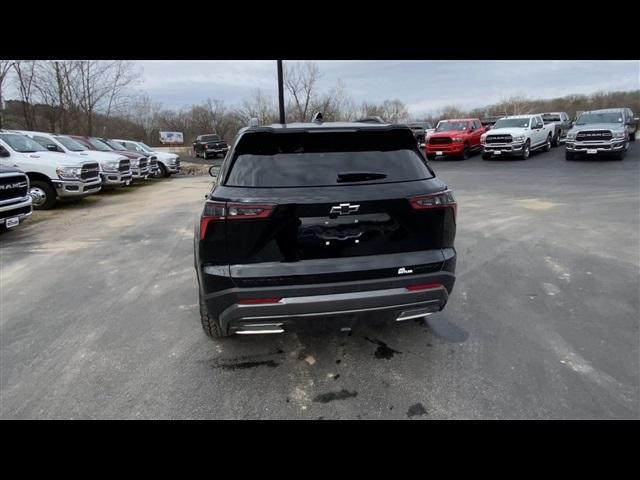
[1,145,638,419]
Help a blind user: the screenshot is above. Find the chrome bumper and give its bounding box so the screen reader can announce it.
[131,167,150,180]
[101,171,133,186]
[565,140,626,152]
[52,178,102,197]
[481,142,525,154]
[0,195,33,224]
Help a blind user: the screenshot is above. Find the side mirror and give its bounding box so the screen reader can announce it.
[209,165,220,177]
[0,146,10,157]
[46,144,59,152]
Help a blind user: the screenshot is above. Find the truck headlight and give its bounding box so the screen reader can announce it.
[102,161,119,173]
[130,160,139,168]
[56,166,81,179]
[612,131,625,139]
[452,137,464,143]
[513,134,525,142]
[480,134,487,142]
[567,132,577,140]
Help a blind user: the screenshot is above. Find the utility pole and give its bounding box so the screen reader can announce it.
[277,60,285,124]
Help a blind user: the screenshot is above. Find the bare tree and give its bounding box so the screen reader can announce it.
[0,60,15,129]
[283,61,322,122]
[12,61,39,130]
[236,89,278,125]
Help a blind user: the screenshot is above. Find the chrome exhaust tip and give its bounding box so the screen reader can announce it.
[236,323,284,335]
[395,304,440,322]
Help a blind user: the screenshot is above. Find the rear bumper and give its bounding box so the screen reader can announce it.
[199,249,456,335]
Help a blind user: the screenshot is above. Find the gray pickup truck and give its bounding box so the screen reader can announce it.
[541,112,572,147]
[565,108,633,160]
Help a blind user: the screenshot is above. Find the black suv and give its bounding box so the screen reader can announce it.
[194,121,457,338]
[193,134,229,159]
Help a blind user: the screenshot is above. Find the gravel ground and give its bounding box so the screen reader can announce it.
[1,144,638,419]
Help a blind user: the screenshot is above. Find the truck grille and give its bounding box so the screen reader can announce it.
[80,163,100,180]
[0,174,29,202]
[576,130,612,141]
[486,135,512,144]
[149,158,158,168]
[139,159,147,169]
[429,137,452,145]
[118,160,130,172]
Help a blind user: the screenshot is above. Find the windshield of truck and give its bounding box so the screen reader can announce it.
[493,118,531,129]
[0,134,48,153]
[103,139,126,150]
[54,136,87,152]
[85,137,114,151]
[576,112,623,125]
[200,135,220,142]
[138,142,155,152]
[436,121,468,132]
[542,114,561,123]
[226,130,433,187]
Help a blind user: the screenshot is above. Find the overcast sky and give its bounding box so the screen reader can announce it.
[136,60,639,116]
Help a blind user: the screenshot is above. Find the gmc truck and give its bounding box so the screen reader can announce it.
[425,118,486,160]
[540,112,572,147]
[15,131,133,188]
[0,166,32,232]
[0,132,101,209]
[565,108,633,160]
[480,115,554,160]
[192,134,229,159]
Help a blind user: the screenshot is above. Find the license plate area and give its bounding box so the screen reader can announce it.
[5,216,20,228]
[587,149,598,154]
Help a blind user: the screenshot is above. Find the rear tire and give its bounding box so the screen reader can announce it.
[199,295,230,338]
[29,180,57,210]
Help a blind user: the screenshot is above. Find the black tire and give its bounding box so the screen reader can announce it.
[199,295,230,338]
[482,153,492,160]
[29,180,56,210]
[613,151,625,161]
[565,151,575,161]
[544,135,552,152]
[158,163,168,178]
[521,141,530,160]
[630,131,636,141]
[552,132,560,147]
[0,224,8,234]
[460,145,470,160]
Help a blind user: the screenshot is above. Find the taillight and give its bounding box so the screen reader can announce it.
[199,201,275,239]
[409,189,457,219]
[406,283,443,292]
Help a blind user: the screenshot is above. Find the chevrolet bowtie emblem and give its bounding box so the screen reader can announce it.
[330,203,360,215]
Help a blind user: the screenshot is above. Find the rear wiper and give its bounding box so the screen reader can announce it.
[337,171,387,183]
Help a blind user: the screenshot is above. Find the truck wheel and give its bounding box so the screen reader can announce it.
[461,145,470,160]
[552,133,560,147]
[199,295,231,338]
[481,153,492,160]
[630,132,636,141]
[521,141,530,160]
[544,135,552,152]
[565,151,575,161]
[157,163,168,178]
[426,153,436,161]
[29,180,56,210]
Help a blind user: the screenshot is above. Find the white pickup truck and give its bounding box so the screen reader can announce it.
[480,114,554,160]
[0,132,101,209]
[15,131,133,188]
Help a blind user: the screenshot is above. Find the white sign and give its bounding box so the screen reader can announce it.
[159,132,184,144]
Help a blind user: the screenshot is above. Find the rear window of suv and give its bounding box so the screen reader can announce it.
[225,129,433,187]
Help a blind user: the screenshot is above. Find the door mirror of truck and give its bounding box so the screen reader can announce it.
[46,144,59,152]
[0,146,10,157]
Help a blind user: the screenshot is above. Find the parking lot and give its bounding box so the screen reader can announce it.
[1,144,638,419]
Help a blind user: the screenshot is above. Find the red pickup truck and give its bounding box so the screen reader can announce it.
[425,118,486,160]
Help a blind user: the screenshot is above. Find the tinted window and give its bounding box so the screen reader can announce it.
[0,134,47,152]
[87,138,113,151]
[55,136,86,151]
[493,118,531,129]
[226,130,432,188]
